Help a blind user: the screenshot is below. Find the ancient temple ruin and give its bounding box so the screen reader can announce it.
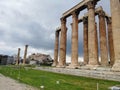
[52,0,120,71]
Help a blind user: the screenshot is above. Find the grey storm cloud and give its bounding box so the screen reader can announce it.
[0,0,110,58]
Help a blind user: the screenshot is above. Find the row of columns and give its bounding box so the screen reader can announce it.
[53,0,120,71]
[53,1,99,68]
[16,45,28,65]
[83,13,114,67]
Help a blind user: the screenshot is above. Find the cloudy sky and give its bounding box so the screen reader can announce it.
[0,0,110,61]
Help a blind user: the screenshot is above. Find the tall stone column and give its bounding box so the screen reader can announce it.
[23,45,28,65]
[87,1,99,66]
[69,11,79,68]
[52,29,60,66]
[106,17,115,66]
[83,17,88,65]
[110,0,120,71]
[95,22,99,64]
[16,48,20,65]
[57,18,67,67]
[98,11,109,66]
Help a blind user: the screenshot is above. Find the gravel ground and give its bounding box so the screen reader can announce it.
[0,74,38,90]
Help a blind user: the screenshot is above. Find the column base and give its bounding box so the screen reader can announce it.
[100,64,109,67]
[22,63,26,65]
[56,64,65,68]
[84,64,99,70]
[52,63,58,67]
[66,64,80,69]
[112,60,120,72]
[83,62,88,66]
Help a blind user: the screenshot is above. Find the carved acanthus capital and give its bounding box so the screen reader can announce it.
[72,11,80,18]
[87,1,96,10]
[18,48,21,51]
[55,30,59,37]
[106,17,112,24]
[98,10,105,17]
[83,17,88,24]
[60,17,66,24]
[56,27,61,31]
[25,45,28,48]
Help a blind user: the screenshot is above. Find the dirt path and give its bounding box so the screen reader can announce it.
[0,74,38,90]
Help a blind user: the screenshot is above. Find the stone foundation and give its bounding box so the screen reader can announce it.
[35,67,120,82]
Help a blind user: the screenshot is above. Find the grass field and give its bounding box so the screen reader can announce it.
[0,65,119,90]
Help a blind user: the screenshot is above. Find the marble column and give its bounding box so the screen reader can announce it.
[98,11,109,66]
[95,22,99,64]
[52,29,60,66]
[69,11,79,68]
[83,17,88,65]
[106,17,115,66]
[16,48,20,65]
[57,18,67,67]
[110,0,120,71]
[23,45,28,65]
[87,1,99,66]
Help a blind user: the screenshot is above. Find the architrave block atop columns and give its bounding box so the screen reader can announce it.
[62,0,100,18]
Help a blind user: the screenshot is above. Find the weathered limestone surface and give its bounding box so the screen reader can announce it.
[95,22,99,64]
[83,17,88,65]
[98,11,109,66]
[35,67,120,82]
[69,11,79,68]
[57,18,67,67]
[87,1,99,66]
[16,48,20,65]
[52,30,60,66]
[106,17,115,66]
[23,45,28,65]
[111,0,120,71]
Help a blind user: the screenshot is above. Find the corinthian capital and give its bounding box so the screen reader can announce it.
[98,10,105,17]
[87,1,96,10]
[72,11,80,18]
[60,17,66,24]
[106,17,112,24]
[83,17,88,24]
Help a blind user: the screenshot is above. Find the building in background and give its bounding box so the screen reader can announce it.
[28,53,53,66]
[0,55,14,65]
